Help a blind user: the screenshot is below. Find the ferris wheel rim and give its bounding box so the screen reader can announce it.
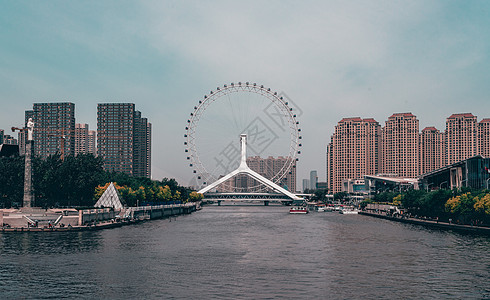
[185,82,301,191]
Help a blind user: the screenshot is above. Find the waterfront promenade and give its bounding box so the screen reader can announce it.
[0,202,199,232]
[360,210,490,235]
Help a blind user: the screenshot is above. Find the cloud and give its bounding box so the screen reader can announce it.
[1,0,490,185]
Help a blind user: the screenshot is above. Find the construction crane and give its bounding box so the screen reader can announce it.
[11,126,26,133]
[37,127,75,161]
[12,126,75,160]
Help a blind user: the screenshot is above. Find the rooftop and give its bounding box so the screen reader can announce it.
[447,113,475,119]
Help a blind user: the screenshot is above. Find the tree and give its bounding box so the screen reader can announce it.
[334,191,349,202]
[313,189,328,202]
[474,193,490,215]
[445,192,477,223]
[189,191,203,202]
[0,156,24,207]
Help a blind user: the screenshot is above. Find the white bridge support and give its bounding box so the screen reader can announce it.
[198,134,302,201]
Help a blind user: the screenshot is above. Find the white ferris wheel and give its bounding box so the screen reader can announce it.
[184,82,302,192]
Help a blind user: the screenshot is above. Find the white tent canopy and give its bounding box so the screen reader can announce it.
[94,182,124,210]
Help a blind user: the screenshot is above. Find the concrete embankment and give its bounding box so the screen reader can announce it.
[360,211,490,235]
[1,202,200,233]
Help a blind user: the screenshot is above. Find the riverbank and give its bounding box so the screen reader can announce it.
[1,202,199,232]
[360,211,490,235]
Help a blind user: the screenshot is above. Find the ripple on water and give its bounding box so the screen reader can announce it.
[0,207,488,299]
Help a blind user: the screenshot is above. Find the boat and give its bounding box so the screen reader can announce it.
[317,206,327,212]
[289,206,308,214]
[339,207,359,214]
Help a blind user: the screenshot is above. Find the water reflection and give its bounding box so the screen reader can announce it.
[0,207,488,299]
[0,231,102,255]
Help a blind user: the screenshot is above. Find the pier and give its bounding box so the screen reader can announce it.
[359,211,490,235]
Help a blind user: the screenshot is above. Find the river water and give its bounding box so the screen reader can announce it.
[1,205,489,299]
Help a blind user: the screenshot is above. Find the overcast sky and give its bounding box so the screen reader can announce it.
[1,0,489,188]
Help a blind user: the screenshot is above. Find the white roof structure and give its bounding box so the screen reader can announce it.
[94,182,124,210]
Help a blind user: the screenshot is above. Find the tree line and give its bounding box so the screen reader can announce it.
[0,154,201,208]
[362,187,490,225]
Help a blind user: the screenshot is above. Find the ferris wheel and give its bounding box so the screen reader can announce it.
[184,82,302,191]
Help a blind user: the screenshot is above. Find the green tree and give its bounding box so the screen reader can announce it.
[0,156,24,207]
[313,189,328,202]
[334,191,349,202]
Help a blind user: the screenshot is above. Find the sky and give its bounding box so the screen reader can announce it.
[1,0,490,188]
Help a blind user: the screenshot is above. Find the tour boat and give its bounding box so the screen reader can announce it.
[289,206,309,214]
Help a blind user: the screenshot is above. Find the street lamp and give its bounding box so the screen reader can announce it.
[486,178,490,190]
[426,183,434,192]
[439,181,448,189]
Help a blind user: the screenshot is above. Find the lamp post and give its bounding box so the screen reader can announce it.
[426,183,434,192]
[439,181,448,189]
[486,178,490,190]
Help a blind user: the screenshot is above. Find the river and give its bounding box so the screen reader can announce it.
[1,205,489,299]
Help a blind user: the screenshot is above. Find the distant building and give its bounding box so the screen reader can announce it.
[88,129,97,155]
[0,129,4,145]
[97,103,151,177]
[419,127,445,174]
[75,123,97,156]
[316,182,328,190]
[30,103,76,158]
[302,179,310,192]
[310,170,318,190]
[217,156,296,193]
[75,123,89,155]
[3,134,17,145]
[445,113,477,165]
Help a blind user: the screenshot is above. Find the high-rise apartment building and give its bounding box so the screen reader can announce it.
[75,123,97,156]
[310,170,318,190]
[88,130,96,155]
[0,129,4,145]
[30,103,76,158]
[97,103,151,177]
[133,113,152,178]
[75,123,89,155]
[381,113,419,178]
[327,112,490,191]
[477,119,490,158]
[445,113,477,165]
[326,142,333,192]
[419,127,445,174]
[328,117,381,193]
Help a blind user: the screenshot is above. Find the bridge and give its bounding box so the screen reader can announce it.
[198,134,304,205]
